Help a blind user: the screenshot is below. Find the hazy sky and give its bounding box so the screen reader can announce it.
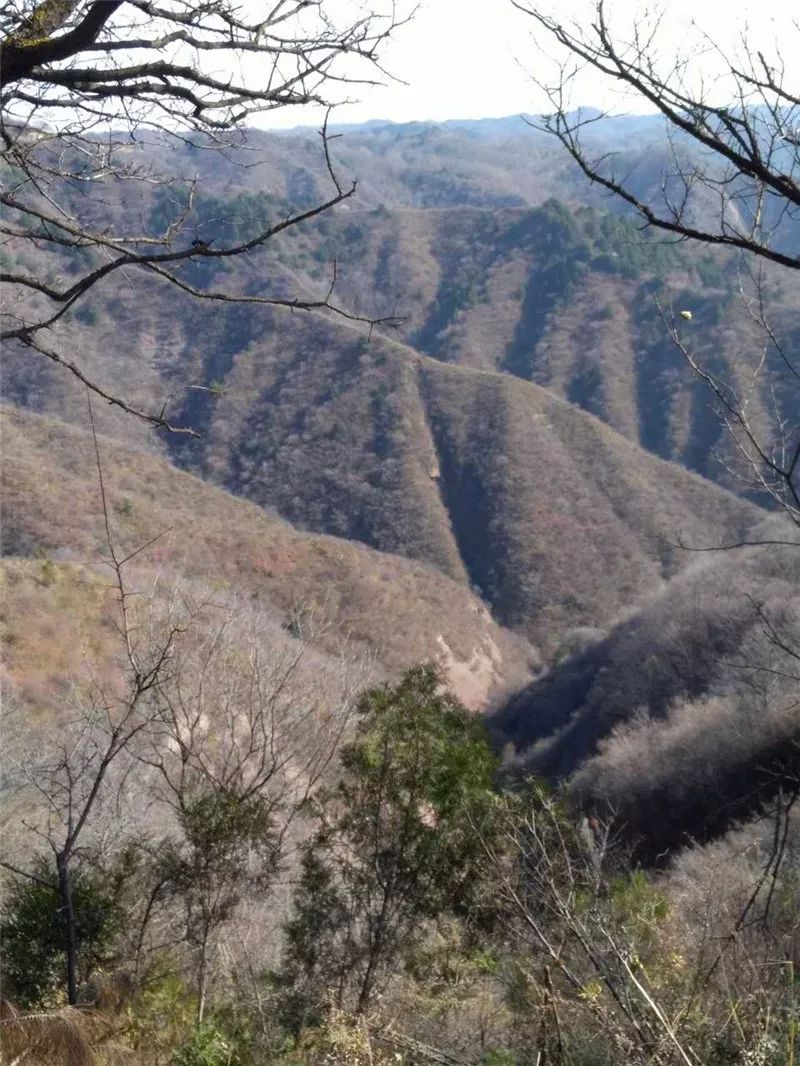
[258,0,795,128]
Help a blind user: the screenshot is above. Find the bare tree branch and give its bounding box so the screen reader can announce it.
[1,0,405,433]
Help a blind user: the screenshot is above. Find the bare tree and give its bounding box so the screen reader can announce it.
[497,10,800,1021]
[0,1,403,431]
[477,785,796,1065]
[663,276,800,530]
[514,0,800,266]
[139,608,367,1020]
[0,393,191,1004]
[146,608,361,819]
[0,391,368,1015]
[514,1,800,533]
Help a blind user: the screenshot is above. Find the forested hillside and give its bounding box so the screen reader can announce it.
[2,282,758,649]
[5,118,800,493]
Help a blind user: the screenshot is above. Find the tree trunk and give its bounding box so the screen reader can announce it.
[197,928,210,1023]
[356,922,386,1015]
[357,874,395,1014]
[57,854,78,1006]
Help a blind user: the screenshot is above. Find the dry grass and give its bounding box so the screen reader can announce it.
[1,406,535,706]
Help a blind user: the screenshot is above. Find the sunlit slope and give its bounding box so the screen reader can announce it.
[1,406,536,706]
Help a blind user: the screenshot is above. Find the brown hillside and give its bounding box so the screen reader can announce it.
[2,228,760,652]
[294,203,800,492]
[492,516,800,859]
[1,406,536,707]
[5,189,797,498]
[162,306,759,648]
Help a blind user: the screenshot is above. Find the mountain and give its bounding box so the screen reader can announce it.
[126,112,705,215]
[172,309,759,647]
[0,112,791,815]
[1,406,536,708]
[2,262,758,651]
[3,114,798,1060]
[5,124,798,499]
[493,516,800,858]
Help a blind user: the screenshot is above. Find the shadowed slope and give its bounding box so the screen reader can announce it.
[492,520,800,857]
